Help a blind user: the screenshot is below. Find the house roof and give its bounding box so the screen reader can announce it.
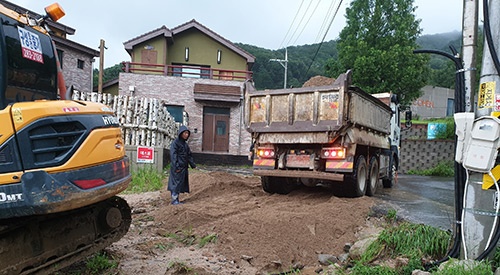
[52,35,99,57]
[123,25,173,54]
[123,19,255,64]
[0,0,97,57]
[0,0,76,36]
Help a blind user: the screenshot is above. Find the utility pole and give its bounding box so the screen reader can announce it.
[270,47,288,89]
[461,0,478,112]
[477,0,500,117]
[98,39,105,93]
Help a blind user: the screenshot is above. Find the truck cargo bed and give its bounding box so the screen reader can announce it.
[245,72,392,136]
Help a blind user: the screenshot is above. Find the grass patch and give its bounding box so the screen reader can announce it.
[85,251,118,274]
[407,160,454,177]
[165,227,218,249]
[432,259,494,275]
[346,221,451,274]
[198,233,217,248]
[166,260,193,273]
[126,165,165,193]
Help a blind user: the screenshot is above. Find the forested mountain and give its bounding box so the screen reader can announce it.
[237,31,463,90]
[97,31,464,90]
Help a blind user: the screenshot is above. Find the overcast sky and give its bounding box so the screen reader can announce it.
[15,0,473,68]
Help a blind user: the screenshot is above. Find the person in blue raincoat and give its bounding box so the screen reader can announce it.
[168,125,196,205]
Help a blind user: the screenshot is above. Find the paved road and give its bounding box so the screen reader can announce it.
[375,174,456,230]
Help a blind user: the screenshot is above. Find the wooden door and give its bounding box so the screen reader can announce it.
[202,111,229,152]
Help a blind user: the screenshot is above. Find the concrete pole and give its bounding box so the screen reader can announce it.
[461,0,478,113]
[477,0,500,117]
[270,47,289,89]
[462,0,500,260]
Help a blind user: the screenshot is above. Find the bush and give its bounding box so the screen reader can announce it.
[407,160,454,177]
[428,118,455,140]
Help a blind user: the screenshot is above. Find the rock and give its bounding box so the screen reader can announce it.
[337,253,349,263]
[349,236,378,260]
[438,259,483,272]
[318,254,338,266]
[412,270,431,275]
[343,243,352,253]
[241,255,253,262]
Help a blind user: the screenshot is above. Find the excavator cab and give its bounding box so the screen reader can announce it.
[0,6,60,110]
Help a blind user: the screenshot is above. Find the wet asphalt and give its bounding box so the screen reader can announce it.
[375,174,456,230]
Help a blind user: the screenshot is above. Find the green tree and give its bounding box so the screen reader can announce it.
[93,63,123,88]
[325,0,429,105]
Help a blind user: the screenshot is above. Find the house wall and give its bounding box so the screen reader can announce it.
[168,29,248,71]
[132,36,168,74]
[119,72,252,156]
[58,44,95,93]
[411,85,455,119]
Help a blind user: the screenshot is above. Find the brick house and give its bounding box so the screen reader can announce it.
[0,0,99,93]
[119,19,256,157]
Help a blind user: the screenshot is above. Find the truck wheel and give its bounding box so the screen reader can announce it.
[261,177,296,194]
[366,156,379,196]
[344,155,367,197]
[382,163,396,188]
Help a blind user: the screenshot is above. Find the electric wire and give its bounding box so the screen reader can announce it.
[278,0,305,50]
[285,0,315,46]
[413,46,466,267]
[315,0,338,42]
[302,0,343,80]
[291,0,323,45]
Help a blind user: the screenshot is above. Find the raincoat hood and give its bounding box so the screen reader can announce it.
[178,125,190,138]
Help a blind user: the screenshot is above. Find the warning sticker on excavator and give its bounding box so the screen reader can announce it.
[12,108,23,123]
[478,81,496,110]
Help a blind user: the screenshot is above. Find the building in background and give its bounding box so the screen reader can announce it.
[119,19,255,157]
[411,85,455,119]
[0,0,99,93]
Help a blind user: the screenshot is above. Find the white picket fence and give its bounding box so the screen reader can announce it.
[72,91,179,148]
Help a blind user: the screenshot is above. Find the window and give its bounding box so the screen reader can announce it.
[77,59,84,69]
[57,49,64,69]
[446,98,454,117]
[165,105,184,123]
[172,63,210,79]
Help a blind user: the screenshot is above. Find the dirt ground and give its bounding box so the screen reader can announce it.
[103,169,378,275]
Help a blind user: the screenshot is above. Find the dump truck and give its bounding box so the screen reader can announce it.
[245,70,403,197]
[0,3,131,274]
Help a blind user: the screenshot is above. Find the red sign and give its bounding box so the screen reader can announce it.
[137,146,154,163]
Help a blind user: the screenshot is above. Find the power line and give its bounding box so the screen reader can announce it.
[292,0,323,45]
[285,0,315,46]
[279,0,305,49]
[303,0,344,80]
[316,0,338,42]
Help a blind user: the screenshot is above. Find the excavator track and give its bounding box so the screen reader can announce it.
[0,196,131,275]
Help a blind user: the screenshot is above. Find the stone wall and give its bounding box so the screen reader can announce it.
[399,124,455,174]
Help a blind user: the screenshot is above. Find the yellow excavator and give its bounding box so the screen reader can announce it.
[0,3,131,274]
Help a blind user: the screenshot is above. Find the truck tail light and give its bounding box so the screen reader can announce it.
[257,147,275,159]
[321,147,346,160]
